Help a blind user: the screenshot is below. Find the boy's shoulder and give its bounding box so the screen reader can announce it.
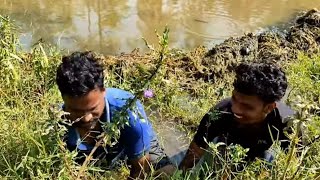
[275,101,296,123]
[214,98,232,112]
[203,98,233,126]
[106,88,135,108]
[106,88,150,124]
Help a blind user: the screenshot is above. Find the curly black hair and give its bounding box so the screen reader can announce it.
[233,62,288,103]
[56,51,104,97]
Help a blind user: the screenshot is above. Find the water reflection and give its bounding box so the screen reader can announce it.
[1,0,320,55]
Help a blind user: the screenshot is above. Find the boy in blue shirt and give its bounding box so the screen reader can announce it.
[56,51,174,179]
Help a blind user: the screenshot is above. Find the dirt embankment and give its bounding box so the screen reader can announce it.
[101,9,320,88]
[200,8,320,81]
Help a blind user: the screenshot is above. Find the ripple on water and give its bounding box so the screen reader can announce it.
[180,4,249,41]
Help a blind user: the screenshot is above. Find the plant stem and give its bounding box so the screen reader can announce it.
[281,120,302,180]
[76,27,169,179]
[289,145,311,180]
[315,172,320,180]
[124,30,168,110]
[76,134,105,180]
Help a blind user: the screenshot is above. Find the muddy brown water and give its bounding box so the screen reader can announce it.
[1,0,320,55]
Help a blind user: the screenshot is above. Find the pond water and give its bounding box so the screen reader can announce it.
[1,0,320,55]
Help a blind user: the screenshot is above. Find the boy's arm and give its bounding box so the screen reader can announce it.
[179,109,224,170]
[123,100,153,179]
[128,154,151,179]
[179,140,205,171]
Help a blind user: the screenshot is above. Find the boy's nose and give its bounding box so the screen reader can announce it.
[231,104,243,117]
[83,113,93,122]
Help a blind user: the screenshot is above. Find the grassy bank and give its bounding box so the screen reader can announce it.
[0,13,319,180]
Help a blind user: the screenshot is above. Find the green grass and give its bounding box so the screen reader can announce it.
[0,15,319,179]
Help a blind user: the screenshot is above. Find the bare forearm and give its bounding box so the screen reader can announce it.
[128,155,151,180]
[179,150,201,171]
[179,141,205,171]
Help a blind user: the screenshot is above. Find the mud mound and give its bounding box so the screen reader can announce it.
[197,8,320,81]
[287,9,320,54]
[101,49,157,90]
[296,9,320,27]
[100,9,320,93]
[257,32,296,63]
[202,33,258,81]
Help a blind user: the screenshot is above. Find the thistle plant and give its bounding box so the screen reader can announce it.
[76,27,170,179]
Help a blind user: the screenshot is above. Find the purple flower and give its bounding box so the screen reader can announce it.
[143,89,154,98]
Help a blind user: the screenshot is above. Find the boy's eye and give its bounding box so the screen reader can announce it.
[244,105,253,111]
[70,109,84,114]
[89,107,97,111]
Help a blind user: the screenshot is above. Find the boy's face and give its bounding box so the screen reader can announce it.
[231,90,276,125]
[63,88,106,129]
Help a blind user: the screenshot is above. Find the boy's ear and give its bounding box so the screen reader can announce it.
[264,102,276,114]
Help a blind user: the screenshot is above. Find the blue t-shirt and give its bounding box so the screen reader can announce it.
[65,88,155,160]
